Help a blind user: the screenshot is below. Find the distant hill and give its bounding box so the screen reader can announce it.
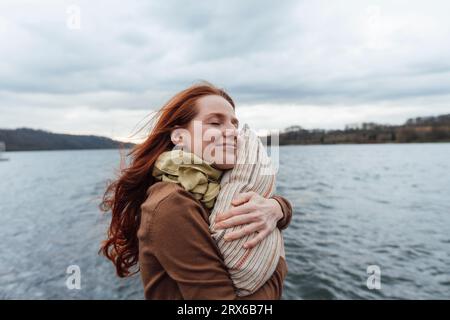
[0,128,135,151]
[272,113,450,145]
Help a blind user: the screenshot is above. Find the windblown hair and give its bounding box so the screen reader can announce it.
[99,81,235,277]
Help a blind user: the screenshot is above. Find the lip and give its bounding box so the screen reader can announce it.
[219,144,236,149]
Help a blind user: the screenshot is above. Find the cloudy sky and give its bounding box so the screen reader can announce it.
[1,0,450,142]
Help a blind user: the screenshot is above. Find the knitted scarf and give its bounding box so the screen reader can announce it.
[209,124,284,296]
[151,149,223,209]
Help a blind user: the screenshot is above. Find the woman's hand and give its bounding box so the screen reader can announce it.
[214,191,284,249]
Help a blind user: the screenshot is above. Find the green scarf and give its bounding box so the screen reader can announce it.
[151,149,224,209]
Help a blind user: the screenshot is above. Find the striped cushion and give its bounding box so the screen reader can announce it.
[209,124,284,296]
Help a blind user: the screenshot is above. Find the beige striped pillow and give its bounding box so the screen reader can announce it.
[209,124,284,296]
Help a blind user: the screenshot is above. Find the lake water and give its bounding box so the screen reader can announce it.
[0,143,449,299]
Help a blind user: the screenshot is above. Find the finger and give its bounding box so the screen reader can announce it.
[215,212,257,230]
[215,202,254,223]
[224,222,263,241]
[243,230,270,249]
[231,192,254,206]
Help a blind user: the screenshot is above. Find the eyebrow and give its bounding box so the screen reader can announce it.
[205,112,240,126]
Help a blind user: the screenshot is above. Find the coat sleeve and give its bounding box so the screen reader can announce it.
[143,188,286,300]
[271,195,293,231]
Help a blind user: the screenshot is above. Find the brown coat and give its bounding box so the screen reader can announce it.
[137,181,293,300]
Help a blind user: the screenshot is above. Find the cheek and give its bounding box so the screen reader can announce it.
[202,128,222,147]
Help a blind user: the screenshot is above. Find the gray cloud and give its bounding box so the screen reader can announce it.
[0,0,449,140]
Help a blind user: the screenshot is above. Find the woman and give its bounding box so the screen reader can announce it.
[100,81,293,299]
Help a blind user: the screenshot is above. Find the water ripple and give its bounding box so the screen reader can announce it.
[1,144,450,299]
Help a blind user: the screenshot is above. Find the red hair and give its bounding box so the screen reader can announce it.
[99,81,235,277]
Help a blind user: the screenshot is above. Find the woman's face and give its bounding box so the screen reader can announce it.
[171,94,240,170]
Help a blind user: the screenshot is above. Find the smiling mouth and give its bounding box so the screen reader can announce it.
[219,144,236,149]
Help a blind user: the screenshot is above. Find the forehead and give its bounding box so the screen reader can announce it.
[195,94,235,117]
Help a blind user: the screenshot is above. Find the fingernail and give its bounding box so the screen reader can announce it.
[243,243,248,249]
[215,223,222,229]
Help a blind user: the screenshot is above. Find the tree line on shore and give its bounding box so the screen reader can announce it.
[2,113,449,151]
[272,114,450,145]
[0,128,134,151]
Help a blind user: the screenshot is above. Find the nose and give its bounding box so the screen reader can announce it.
[222,127,238,144]
[223,126,238,136]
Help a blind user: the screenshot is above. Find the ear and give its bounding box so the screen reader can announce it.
[170,128,184,146]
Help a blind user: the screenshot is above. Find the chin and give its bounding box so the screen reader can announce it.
[209,149,237,170]
[213,163,235,170]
